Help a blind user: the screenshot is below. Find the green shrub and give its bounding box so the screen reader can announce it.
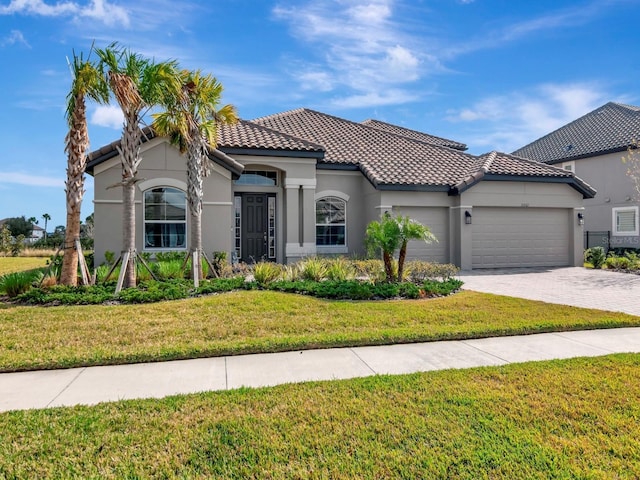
[297,258,328,282]
[405,261,460,282]
[325,257,355,281]
[605,255,632,271]
[17,284,115,305]
[253,261,283,285]
[155,251,185,262]
[0,270,39,297]
[423,278,464,296]
[352,259,386,282]
[117,280,191,303]
[154,260,185,280]
[584,247,606,269]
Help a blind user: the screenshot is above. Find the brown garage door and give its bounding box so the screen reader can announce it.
[472,207,570,268]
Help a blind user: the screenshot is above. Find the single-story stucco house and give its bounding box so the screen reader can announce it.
[87,108,595,270]
[513,102,640,251]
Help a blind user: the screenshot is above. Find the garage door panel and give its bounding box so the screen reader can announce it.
[472,208,569,269]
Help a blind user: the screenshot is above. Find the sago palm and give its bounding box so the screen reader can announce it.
[152,69,238,282]
[60,50,109,286]
[95,43,181,289]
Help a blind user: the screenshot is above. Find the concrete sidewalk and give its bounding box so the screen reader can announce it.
[2,327,640,413]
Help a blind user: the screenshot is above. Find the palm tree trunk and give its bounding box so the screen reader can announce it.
[187,131,205,281]
[383,250,394,282]
[397,241,408,282]
[60,93,88,286]
[120,111,142,288]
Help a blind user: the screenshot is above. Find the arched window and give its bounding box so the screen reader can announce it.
[143,187,187,249]
[316,196,346,246]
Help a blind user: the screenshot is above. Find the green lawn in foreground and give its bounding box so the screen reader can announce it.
[0,257,48,276]
[1,289,638,372]
[1,354,638,479]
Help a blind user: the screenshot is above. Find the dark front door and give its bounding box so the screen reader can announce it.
[242,193,268,262]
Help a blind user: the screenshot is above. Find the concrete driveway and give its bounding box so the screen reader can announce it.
[458,267,640,316]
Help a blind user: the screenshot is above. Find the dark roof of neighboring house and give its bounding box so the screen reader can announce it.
[360,118,467,151]
[252,108,595,197]
[512,102,640,164]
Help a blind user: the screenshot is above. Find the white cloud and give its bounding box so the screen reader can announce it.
[446,83,612,153]
[332,89,418,108]
[0,0,129,27]
[0,172,63,188]
[273,0,430,108]
[1,29,30,48]
[91,104,123,129]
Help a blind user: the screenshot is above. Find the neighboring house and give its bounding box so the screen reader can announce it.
[87,108,594,270]
[513,102,640,250]
[28,224,45,244]
[0,219,43,244]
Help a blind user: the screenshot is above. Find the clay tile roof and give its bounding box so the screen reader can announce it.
[360,118,467,150]
[513,102,640,163]
[217,119,324,153]
[252,108,476,187]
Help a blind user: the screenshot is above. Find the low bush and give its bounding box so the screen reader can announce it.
[296,257,328,282]
[405,260,459,282]
[253,261,283,285]
[423,278,464,296]
[0,270,41,297]
[117,280,191,303]
[196,277,246,294]
[584,246,606,269]
[325,257,355,281]
[604,255,632,271]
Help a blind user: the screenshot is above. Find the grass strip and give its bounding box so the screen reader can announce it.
[1,290,638,372]
[1,354,639,478]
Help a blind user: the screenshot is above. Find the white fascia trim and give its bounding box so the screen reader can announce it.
[284,178,317,188]
[203,201,234,206]
[375,205,393,210]
[315,190,350,202]
[93,199,122,204]
[137,178,187,192]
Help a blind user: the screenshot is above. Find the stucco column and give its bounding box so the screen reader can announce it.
[570,207,585,266]
[450,206,473,270]
[285,183,300,260]
[301,185,317,255]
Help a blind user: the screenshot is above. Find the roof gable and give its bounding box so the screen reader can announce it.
[513,102,640,163]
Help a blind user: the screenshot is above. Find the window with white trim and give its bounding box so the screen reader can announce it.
[144,187,187,249]
[316,196,346,246]
[612,206,639,236]
[562,161,575,173]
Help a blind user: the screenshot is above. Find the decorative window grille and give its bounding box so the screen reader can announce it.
[268,196,276,259]
[234,196,242,259]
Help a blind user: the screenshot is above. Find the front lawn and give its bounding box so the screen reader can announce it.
[1,354,638,478]
[1,290,638,372]
[0,257,48,276]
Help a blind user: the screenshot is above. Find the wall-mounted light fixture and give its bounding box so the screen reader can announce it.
[577,212,584,226]
[465,210,472,225]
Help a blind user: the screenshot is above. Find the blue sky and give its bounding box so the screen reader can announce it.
[1,0,639,230]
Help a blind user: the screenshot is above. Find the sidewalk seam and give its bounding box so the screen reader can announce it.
[459,340,511,364]
[348,348,377,375]
[552,332,616,353]
[45,367,86,408]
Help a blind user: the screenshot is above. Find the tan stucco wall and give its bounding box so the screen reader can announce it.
[92,138,234,265]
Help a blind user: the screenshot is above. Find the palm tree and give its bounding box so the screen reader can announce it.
[396,215,437,282]
[152,70,238,282]
[42,213,50,240]
[60,50,109,286]
[365,213,437,282]
[95,43,181,289]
